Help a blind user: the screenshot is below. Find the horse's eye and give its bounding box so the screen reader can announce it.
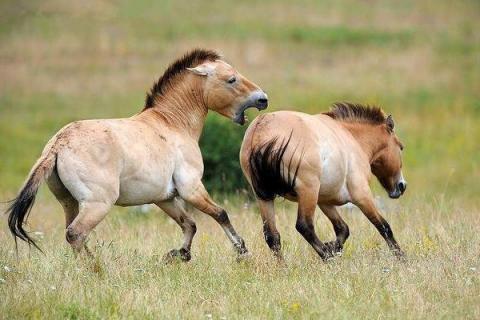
[227,76,236,84]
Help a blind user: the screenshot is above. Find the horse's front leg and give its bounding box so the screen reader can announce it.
[318,204,350,256]
[156,198,196,262]
[355,196,404,258]
[178,180,248,257]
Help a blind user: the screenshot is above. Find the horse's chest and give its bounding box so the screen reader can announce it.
[318,149,346,188]
[317,148,351,203]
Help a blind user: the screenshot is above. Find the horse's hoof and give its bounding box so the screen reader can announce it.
[234,239,248,256]
[274,251,285,261]
[274,254,287,267]
[394,250,407,262]
[162,248,191,264]
[236,251,252,263]
[324,241,343,256]
[321,249,336,262]
[325,256,335,263]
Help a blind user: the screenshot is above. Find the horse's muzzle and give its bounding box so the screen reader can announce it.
[388,180,407,199]
[233,91,268,125]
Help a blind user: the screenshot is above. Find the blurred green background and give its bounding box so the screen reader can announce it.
[0,0,479,200]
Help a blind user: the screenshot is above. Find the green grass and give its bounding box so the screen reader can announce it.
[0,0,479,319]
[1,197,479,319]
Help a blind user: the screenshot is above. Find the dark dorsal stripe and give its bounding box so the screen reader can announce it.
[144,49,221,109]
[324,102,386,125]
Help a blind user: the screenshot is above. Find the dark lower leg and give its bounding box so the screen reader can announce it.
[163,221,197,262]
[296,190,333,261]
[319,205,349,254]
[181,182,248,256]
[356,199,404,257]
[156,199,197,262]
[263,224,281,256]
[373,218,403,256]
[214,210,248,255]
[295,217,333,261]
[258,199,282,257]
[180,219,197,252]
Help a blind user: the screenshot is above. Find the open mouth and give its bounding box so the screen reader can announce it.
[233,108,251,125]
[233,91,268,125]
[234,106,261,125]
[233,100,268,125]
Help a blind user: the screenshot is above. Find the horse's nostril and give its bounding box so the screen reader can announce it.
[258,98,268,104]
[398,181,407,193]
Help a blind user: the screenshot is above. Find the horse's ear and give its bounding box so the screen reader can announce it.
[186,63,214,76]
[386,115,395,132]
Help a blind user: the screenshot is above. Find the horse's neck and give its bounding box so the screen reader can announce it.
[341,123,386,163]
[140,87,208,140]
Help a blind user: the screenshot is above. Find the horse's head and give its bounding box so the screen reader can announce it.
[371,115,407,199]
[187,60,268,125]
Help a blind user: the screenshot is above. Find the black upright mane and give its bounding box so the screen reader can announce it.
[144,49,221,109]
[324,102,386,125]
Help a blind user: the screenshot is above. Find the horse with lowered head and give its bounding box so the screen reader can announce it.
[240,102,406,261]
[7,49,268,261]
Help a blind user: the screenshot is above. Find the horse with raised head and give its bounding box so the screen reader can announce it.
[6,49,268,261]
[240,103,406,261]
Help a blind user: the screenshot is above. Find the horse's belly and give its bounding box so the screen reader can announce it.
[116,169,176,206]
[317,184,351,205]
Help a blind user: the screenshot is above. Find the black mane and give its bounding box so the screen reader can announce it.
[144,49,221,109]
[324,102,386,125]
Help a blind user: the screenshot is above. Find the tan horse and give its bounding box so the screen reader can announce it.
[240,103,406,261]
[7,49,268,261]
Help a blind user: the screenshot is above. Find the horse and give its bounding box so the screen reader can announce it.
[240,102,406,261]
[6,48,268,261]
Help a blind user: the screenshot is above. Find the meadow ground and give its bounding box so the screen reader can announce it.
[0,0,479,319]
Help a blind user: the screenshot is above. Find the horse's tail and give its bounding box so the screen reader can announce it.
[248,132,301,201]
[5,141,57,251]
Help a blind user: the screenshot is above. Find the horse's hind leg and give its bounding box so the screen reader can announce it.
[258,199,282,259]
[355,196,404,258]
[47,169,79,227]
[156,198,197,262]
[319,204,349,255]
[47,170,103,255]
[47,169,89,255]
[65,201,112,253]
[295,192,333,261]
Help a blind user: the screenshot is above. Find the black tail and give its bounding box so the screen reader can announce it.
[248,133,302,201]
[6,174,43,251]
[5,149,56,252]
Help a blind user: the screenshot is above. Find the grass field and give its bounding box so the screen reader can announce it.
[1,0,479,319]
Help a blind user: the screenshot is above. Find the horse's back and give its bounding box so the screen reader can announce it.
[244,111,347,156]
[242,111,352,203]
[50,118,177,205]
